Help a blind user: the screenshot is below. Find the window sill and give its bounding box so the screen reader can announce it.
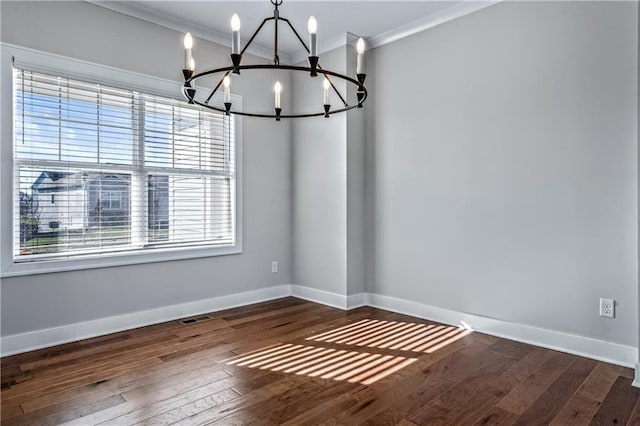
[1,244,243,277]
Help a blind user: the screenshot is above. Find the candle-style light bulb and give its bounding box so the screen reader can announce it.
[274,81,282,109]
[323,78,330,105]
[308,16,318,57]
[184,33,193,49]
[231,13,241,54]
[184,32,193,69]
[188,57,195,71]
[307,16,317,34]
[223,75,231,103]
[356,37,365,74]
[230,13,241,31]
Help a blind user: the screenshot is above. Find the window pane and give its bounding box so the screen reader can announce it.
[143,95,228,172]
[148,175,233,246]
[14,70,134,165]
[15,94,62,161]
[17,168,132,256]
[148,175,169,242]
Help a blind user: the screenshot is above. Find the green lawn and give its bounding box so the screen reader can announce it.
[20,217,39,225]
[23,226,132,254]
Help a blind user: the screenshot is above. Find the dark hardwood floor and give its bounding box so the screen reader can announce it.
[1,297,638,425]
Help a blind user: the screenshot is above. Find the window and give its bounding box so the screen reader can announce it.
[12,67,238,266]
[102,189,123,211]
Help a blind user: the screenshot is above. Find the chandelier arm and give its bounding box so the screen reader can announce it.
[185,63,367,118]
[280,17,348,107]
[279,17,310,54]
[204,70,231,105]
[202,17,274,105]
[318,67,348,107]
[274,2,279,64]
[241,17,275,56]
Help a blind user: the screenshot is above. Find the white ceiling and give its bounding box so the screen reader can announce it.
[90,1,497,62]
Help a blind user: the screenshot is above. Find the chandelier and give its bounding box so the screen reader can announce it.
[181,0,368,120]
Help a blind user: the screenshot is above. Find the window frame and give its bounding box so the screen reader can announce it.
[1,43,243,277]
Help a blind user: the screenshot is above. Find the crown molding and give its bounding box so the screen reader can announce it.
[367,1,501,49]
[85,0,289,63]
[87,0,500,66]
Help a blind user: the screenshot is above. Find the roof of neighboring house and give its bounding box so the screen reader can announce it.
[31,171,130,193]
[31,171,84,193]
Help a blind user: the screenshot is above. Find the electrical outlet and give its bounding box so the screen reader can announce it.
[599,298,614,318]
[271,261,278,273]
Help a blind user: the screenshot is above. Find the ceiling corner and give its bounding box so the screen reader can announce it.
[367,1,501,49]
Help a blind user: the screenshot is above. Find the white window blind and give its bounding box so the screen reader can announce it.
[14,68,236,261]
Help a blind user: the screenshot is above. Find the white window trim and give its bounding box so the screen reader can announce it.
[1,43,243,277]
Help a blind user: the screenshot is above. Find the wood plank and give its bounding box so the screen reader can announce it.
[513,357,597,425]
[265,380,361,424]
[61,361,271,425]
[495,350,575,415]
[320,342,494,425]
[1,365,32,389]
[625,397,640,426]
[473,407,519,425]
[406,350,517,424]
[487,339,535,360]
[17,345,236,414]
[2,394,125,426]
[338,376,454,425]
[0,404,24,421]
[590,376,640,425]
[210,381,324,425]
[620,367,635,380]
[550,394,601,426]
[115,388,240,425]
[550,363,621,425]
[1,341,83,369]
[171,374,311,425]
[4,324,247,406]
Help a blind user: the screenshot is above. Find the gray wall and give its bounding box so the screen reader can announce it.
[291,43,367,298]
[292,47,348,296]
[368,1,638,346]
[346,42,367,296]
[0,1,292,336]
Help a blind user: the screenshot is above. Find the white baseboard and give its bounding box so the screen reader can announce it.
[290,285,348,309]
[0,285,291,357]
[2,285,637,372]
[289,285,368,310]
[634,364,640,388]
[346,292,367,309]
[365,293,636,369]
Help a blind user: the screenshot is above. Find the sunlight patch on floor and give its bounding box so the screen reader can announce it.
[225,319,472,385]
[305,319,472,353]
[225,344,417,385]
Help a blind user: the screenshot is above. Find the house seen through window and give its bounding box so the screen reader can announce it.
[15,68,236,259]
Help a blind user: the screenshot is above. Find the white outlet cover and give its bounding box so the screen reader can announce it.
[599,298,614,318]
